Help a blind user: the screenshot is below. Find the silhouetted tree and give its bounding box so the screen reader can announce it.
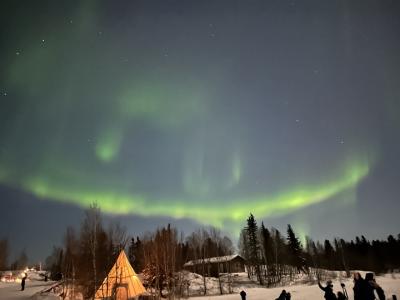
[246,213,263,284]
[128,236,144,272]
[11,249,28,270]
[286,224,306,273]
[0,238,9,270]
[260,222,273,276]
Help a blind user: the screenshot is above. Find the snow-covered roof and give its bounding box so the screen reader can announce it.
[183,254,244,267]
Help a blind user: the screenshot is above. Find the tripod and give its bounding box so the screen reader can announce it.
[341,283,349,299]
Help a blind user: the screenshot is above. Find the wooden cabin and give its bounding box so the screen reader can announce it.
[183,254,246,277]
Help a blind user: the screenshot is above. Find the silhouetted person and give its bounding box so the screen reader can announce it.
[240,290,247,300]
[276,290,287,300]
[318,280,337,300]
[365,273,385,300]
[286,292,291,300]
[353,272,365,300]
[21,273,27,291]
[337,292,347,300]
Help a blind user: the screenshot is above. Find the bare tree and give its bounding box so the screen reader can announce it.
[79,203,104,299]
[186,228,210,295]
[0,238,9,270]
[11,249,28,271]
[141,225,180,298]
[108,222,128,252]
[62,227,78,299]
[208,227,226,295]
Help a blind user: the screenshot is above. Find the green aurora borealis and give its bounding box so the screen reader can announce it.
[0,156,372,227]
[1,0,399,245]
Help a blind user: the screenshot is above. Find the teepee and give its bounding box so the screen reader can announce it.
[95,250,146,300]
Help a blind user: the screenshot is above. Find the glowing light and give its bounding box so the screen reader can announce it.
[231,153,241,186]
[95,127,123,162]
[0,158,371,229]
[118,80,205,128]
[0,0,379,235]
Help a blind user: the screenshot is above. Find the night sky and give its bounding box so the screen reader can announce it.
[1,0,400,263]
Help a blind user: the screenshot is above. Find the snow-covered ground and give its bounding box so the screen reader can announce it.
[1,270,399,300]
[0,270,56,300]
[191,272,400,300]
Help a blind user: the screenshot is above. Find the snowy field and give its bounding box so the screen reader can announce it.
[191,273,400,300]
[0,280,56,300]
[1,271,399,300]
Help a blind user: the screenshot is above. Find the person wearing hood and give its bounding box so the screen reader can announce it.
[240,290,247,300]
[365,273,385,300]
[318,280,337,300]
[353,272,365,300]
[276,290,287,300]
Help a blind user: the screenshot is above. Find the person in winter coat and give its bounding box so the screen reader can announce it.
[353,272,365,300]
[365,273,385,300]
[276,290,287,300]
[240,290,247,300]
[318,280,337,300]
[337,291,347,300]
[21,273,27,291]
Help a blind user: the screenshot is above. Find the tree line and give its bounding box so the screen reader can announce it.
[128,224,234,297]
[1,208,400,298]
[0,238,30,271]
[239,213,400,287]
[43,204,234,299]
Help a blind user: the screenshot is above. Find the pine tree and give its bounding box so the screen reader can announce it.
[286,224,306,272]
[46,246,63,280]
[260,222,274,285]
[338,238,350,277]
[246,213,263,284]
[261,222,273,267]
[128,237,144,272]
[323,240,335,270]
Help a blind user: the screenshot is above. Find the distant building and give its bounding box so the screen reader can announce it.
[183,254,246,277]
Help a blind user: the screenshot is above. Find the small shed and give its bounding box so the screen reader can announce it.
[183,254,245,277]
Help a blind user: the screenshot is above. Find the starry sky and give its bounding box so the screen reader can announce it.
[1,0,400,263]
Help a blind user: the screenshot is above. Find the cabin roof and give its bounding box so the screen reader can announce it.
[183,254,244,267]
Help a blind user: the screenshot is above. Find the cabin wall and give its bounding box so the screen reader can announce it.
[183,257,246,277]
